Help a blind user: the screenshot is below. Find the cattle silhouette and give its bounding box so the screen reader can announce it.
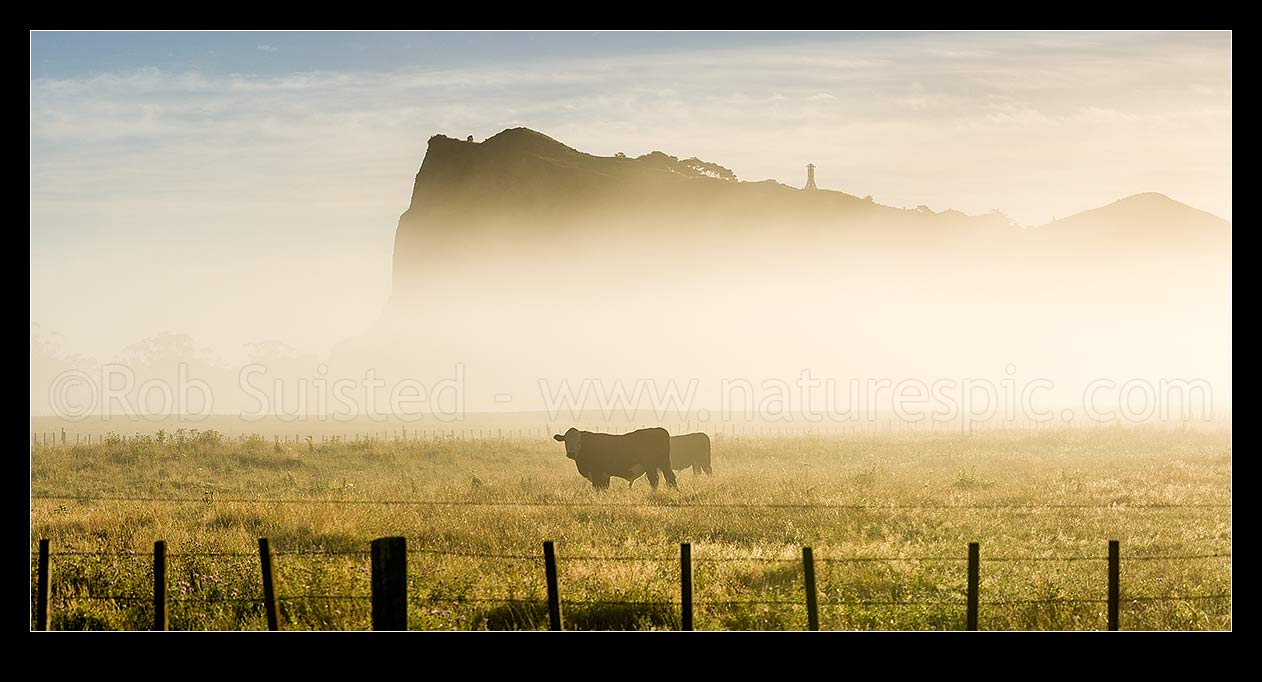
[553,427,676,490]
[669,432,713,476]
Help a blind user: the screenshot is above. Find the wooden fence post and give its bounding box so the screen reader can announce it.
[966,542,979,631]
[803,547,818,631]
[153,540,167,631]
[258,538,280,631]
[1108,539,1119,631]
[680,543,693,631]
[370,537,407,630]
[544,541,562,631]
[36,539,50,631]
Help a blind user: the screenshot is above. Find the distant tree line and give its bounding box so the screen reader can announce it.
[628,151,738,181]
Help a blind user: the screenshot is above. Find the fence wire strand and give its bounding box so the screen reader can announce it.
[32,547,1232,564]
[30,494,1231,510]
[276,595,371,602]
[48,593,1232,606]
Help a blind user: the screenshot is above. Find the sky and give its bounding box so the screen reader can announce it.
[30,30,1232,364]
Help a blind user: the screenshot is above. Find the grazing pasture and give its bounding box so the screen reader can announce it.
[29,426,1230,630]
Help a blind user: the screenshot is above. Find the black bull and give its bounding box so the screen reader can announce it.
[553,427,676,490]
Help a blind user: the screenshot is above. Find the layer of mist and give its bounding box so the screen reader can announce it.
[31,128,1231,428]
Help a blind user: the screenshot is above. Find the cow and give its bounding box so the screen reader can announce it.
[627,432,712,489]
[669,432,713,476]
[553,427,676,490]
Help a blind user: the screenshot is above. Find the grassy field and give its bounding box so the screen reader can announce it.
[29,426,1231,631]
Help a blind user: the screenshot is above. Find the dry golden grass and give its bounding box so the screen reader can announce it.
[30,426,1230,630]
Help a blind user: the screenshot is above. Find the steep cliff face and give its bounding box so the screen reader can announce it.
[404,129,596,210]
[388,128,1004,306]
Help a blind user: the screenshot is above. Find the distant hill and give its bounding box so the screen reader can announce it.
[390,127,1030,304]
[394,126,909,245]
[391,128,1228,305]
[1048,192,1228,233]
[320,127,1231,414]
[1032,192,1229,254]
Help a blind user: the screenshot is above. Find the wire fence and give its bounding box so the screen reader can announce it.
[30,537,1232,631]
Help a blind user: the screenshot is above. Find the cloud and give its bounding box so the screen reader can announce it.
[256,44,279,53]
[29,34,1231,215]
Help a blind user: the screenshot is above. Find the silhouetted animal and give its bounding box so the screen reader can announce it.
[669,433,712,475]
[553,427,676,490]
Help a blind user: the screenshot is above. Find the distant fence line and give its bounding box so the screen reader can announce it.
[30,537,1230,632]
[28,417,1224,447]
